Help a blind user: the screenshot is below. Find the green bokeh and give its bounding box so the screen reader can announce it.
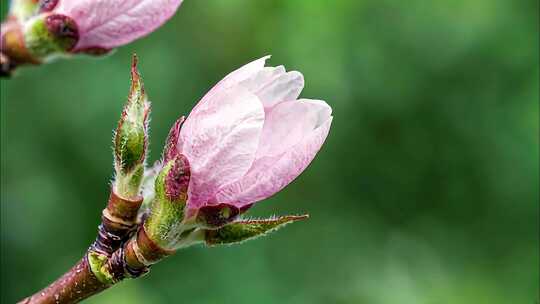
[1,1,538,303]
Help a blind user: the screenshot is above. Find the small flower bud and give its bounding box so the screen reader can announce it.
[113,55,150,198]
[176,56,332,215]
[205,215,309,246]
[2,0,184,74]
[114,55,149,174]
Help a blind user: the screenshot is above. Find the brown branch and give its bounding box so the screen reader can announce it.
[18,257,109,304]
[91,190,143,256]
[19,226,174,304]
[18,187,146,304]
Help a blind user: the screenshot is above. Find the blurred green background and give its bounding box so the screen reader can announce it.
[1,0,538,303]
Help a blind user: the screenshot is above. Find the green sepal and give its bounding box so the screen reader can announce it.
[144,160,187,249]
[205,215,309,246]
[152,160,173,201]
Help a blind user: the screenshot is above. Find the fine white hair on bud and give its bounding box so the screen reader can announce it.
[205,215,309,246]
[113,55,150,199]
[143,158,191,249]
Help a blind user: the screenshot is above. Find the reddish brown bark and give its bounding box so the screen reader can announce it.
[91,191,143,256]
[18,190,149,303]
[131,226,175,264]
[17,225,177,304]
[18,257,109,304]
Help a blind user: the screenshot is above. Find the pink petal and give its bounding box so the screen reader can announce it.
[239,67,304,109]
[55,0,183,50]
[193,56,270,113]
[213,99,333,207]
[220,55,271,87]
[179,85,265,215]
[256,99,331,158]
[194,56,303,113]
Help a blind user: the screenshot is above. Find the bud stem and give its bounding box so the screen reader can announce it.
[18,225,182,304]
[17,257,109,304]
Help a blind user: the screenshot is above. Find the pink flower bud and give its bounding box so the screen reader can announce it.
[178,56,333,218]
[47,0,183,51]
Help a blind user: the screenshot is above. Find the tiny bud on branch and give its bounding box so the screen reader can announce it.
[113,55,150,198]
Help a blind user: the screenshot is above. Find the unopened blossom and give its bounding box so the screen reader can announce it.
[175,56,333,226]
[47,0,184,52]
[0,0,183,75]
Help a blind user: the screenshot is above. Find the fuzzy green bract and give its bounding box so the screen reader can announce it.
[206,215,308,246]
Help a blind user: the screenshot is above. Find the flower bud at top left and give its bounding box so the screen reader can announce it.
[46,0,184,53]
[113,55,150,198]
[2,0,183,75]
